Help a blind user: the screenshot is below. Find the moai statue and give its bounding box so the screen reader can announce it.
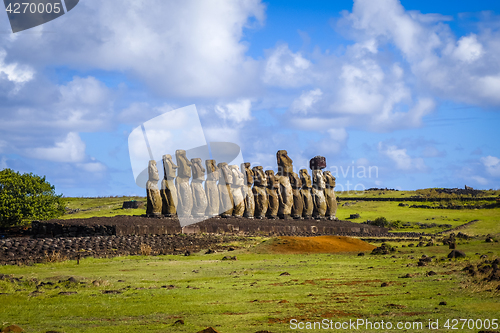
[290,171,304,219]
[217,162,234,217]
[241,162,255,218]
[146,160,162,216]
[276,150,294,219]
[252,166,268,219]
[265,170,279,219]
[324,171,338,220]
[230,165,245,217]
[299,169,313,219]
[310,156,327,219]
[175,150,193,217]
[190,158,208,217]
[160,154,178,217]
[205,159,219,217]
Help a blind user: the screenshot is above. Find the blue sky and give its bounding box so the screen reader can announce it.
[0,0,499,197]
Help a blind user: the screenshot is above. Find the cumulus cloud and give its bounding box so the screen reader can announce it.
[263,44,312,87]
[290,88,322,114]
[215,99,252,123]
[315,128,349,155]
[77,162,107,173]
[29,132,86,163]
[378,142,427,172]
[340,0,500,107]
[118,102,176,126]
[481,155,500,177]
[1,0,265,98]
[0,49,34,91]
[453,34,484,63]
[283,0,500,136]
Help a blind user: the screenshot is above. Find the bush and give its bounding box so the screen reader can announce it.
[371,216,389,228]
[0,169,65,227]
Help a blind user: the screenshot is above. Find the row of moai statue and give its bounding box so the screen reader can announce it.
[146,149,338,220]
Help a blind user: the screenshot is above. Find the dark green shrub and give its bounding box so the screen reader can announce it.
[372,216,389,227]
[0,169,65,227]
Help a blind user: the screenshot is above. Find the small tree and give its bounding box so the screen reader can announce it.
[372,216,389,228]
[0,169,66,227]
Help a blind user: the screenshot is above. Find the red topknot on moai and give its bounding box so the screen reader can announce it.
[309,155,326,170]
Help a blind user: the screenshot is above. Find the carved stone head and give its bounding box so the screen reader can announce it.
[299,169,312,188]
[175,149,192,178]
[241,162,254,186]
[265,170,278,189]
[252,166,267,187]
[190,158,205,180]
[217,162,233,185]
[162,154,177,179]
[277,150,293,176]
[148,160,160,182]
[230,165,244,186]
[312,169,326,189]
[324,171,336,188]
[205,159,218,181]
[289,172,302,189]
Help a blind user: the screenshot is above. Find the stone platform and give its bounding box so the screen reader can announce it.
[31,215,388,238]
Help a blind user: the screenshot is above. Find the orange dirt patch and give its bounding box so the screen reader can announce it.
[267,236,376,254]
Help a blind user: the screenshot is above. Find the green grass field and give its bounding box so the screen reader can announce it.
[62,196,146,219]
[2,189,500,332]
[1,238,499,332]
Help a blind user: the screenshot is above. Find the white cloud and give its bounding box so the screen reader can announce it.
[215,99,252,123]
[481,155,500,177]
[290,88,323,114]
[471,176,488,185]
[118,102,176,126]
[336,0,500,109]
[317,128,349,155]
[1,0,265,98]
[0,49,34,86]
[30,132,86,163]
[453,34,484,63]
[77,162,106,173]
[378,142,427,172]
[327,128,348,142]
[263,44,312,87]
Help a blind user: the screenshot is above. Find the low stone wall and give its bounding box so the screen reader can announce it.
[338,196,498,202]
[30,216,389,238]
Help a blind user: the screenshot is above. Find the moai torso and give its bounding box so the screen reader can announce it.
[205,159,219,216]
[290,171,304,219]
[300,169,314,218]
[241,162,255,218]
[312,168,327,218]
[276,150,294,219]
[190,158,208,217]
[265,170,279,218]
[146,160,162,216]
[324,171,338,220]
[161,154,178,216]
[218,162,234,217]
[230,165,245,217]
[252,166,268,219]
[175,150,193,217]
